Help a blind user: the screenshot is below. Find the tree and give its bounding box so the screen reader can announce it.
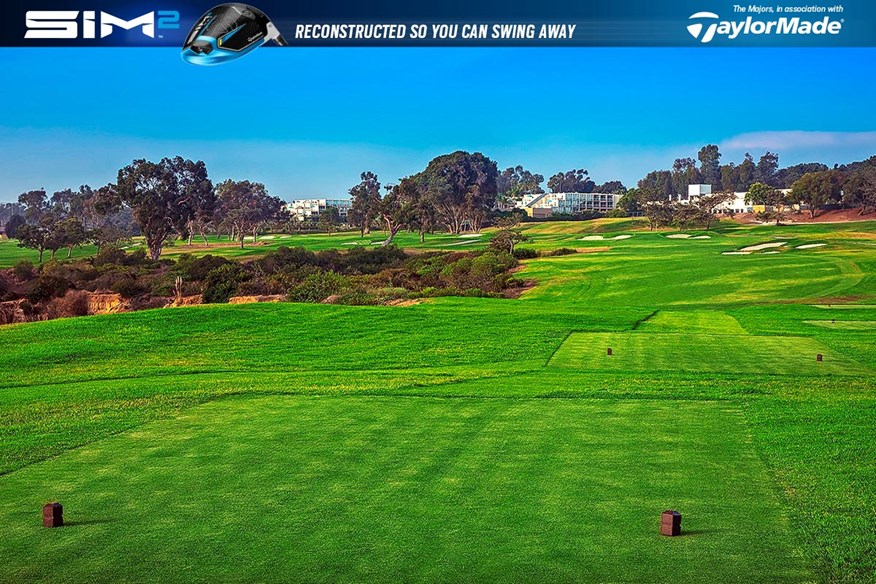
[164,157,215,246]
[637,170,673,199]
[117,158,208,260]
[593,180,626,194]
[547,169,594,193]
[746,182,790,225]
[3,214,25,239]
[15,223,49,262]
[843,159,876,215]
[489,216,528,254]
[317,206,341,233]
[694,192,736,230]
[422,151,498,234]
[643,200,675,231]
[672,204,700,232]
[775,162,829,189]
[791,170,843,219]
[55,217,87,258]
[497,166,545,202]
[348,171,382,237]
[755,152,779,186]
[738,153,756,190]
[616,188,643,216]
[18,189,49,222]
[697,144,722,189]
[88,225,130,252]
[216,179,288,248]
[377,177,418,246]
[671,158,701,198]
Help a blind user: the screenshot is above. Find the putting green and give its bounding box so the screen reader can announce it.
[549,331,870,376]
[0,395,809,583]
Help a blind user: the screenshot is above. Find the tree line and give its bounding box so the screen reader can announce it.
[3,157,289,261]
[620,146,876,229]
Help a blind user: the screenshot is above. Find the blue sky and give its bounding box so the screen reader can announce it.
[1,47,875,202]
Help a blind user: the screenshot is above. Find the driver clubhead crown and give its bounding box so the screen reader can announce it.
[182,3,287,66]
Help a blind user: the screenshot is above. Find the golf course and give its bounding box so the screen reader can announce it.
[1,218,874,583]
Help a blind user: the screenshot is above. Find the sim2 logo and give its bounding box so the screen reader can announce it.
[25,10,180,39]
[686,11,843,43]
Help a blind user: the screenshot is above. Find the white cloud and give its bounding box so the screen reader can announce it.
[721,131,876,151]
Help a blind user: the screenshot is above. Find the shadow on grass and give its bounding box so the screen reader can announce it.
[63,518,116,527]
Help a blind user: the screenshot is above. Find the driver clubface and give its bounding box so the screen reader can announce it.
[182,3,287,66]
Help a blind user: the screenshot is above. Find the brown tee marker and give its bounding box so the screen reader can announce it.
[43,503,63,528]
[661,510,681,536]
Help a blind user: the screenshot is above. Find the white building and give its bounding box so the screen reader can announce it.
[517,192,621,217]
[287,198,352,222]
[683,184,754,214]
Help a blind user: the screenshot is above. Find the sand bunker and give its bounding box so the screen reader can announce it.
[740,241,786,252]
[459,233,483,238]
[762,251,780,254]
[722,251,751,255]
[611,235,632,240]
[666,234,693,239]
[690,235,711,240]
[796,243,827,249]
[342,242,369,246]
[579,235,605,241]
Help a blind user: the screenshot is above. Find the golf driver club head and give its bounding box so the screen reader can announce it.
[181,3,287,65]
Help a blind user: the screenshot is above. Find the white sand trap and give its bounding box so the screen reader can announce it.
[740,241,787,252]
[722,251,751,255]
[611,235,632,240]
[579,235,605,241]
[762,251,780,254]
[666,234,691,239]
[342,242,368,246]
[796,243,827,249]
[441,241,476,247]
[459,233,483,238]
[259,235,277,240]
[690,235,711,240]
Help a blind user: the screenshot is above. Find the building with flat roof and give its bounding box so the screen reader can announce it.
[287,198,352,222]
[518,192,621,217]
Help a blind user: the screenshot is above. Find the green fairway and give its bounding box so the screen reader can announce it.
[2,220,876,582]
[0,395,809,584]
[549,331,871,376]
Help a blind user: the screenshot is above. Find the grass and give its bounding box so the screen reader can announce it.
[1,220,875,582]
[0,395,809,583]
[548,331,871,376]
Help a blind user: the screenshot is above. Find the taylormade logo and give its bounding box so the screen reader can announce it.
[686,11,843,43]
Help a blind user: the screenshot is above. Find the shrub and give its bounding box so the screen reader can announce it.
[288,270,349,303]
[175,254,231,281]
[545,247,577,257]
[512,248,538,259]
[111,276,146,299]
[93,246,128,267]
[45,290,89,319]
[26,274,72,303]
[202,263,247,304]
[13,260,35,281]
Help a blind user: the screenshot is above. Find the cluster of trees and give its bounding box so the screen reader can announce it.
[347,151,500,244]
[5,157,289,262]
[633,145,876,221]
[495,166,625,205]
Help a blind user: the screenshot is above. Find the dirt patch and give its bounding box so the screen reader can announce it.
[503,280,538,298]
[575,246,611,254]
[86,292,128,315]
[385,298,428,307]
[228,295,285,304]
[165,294,203,308]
